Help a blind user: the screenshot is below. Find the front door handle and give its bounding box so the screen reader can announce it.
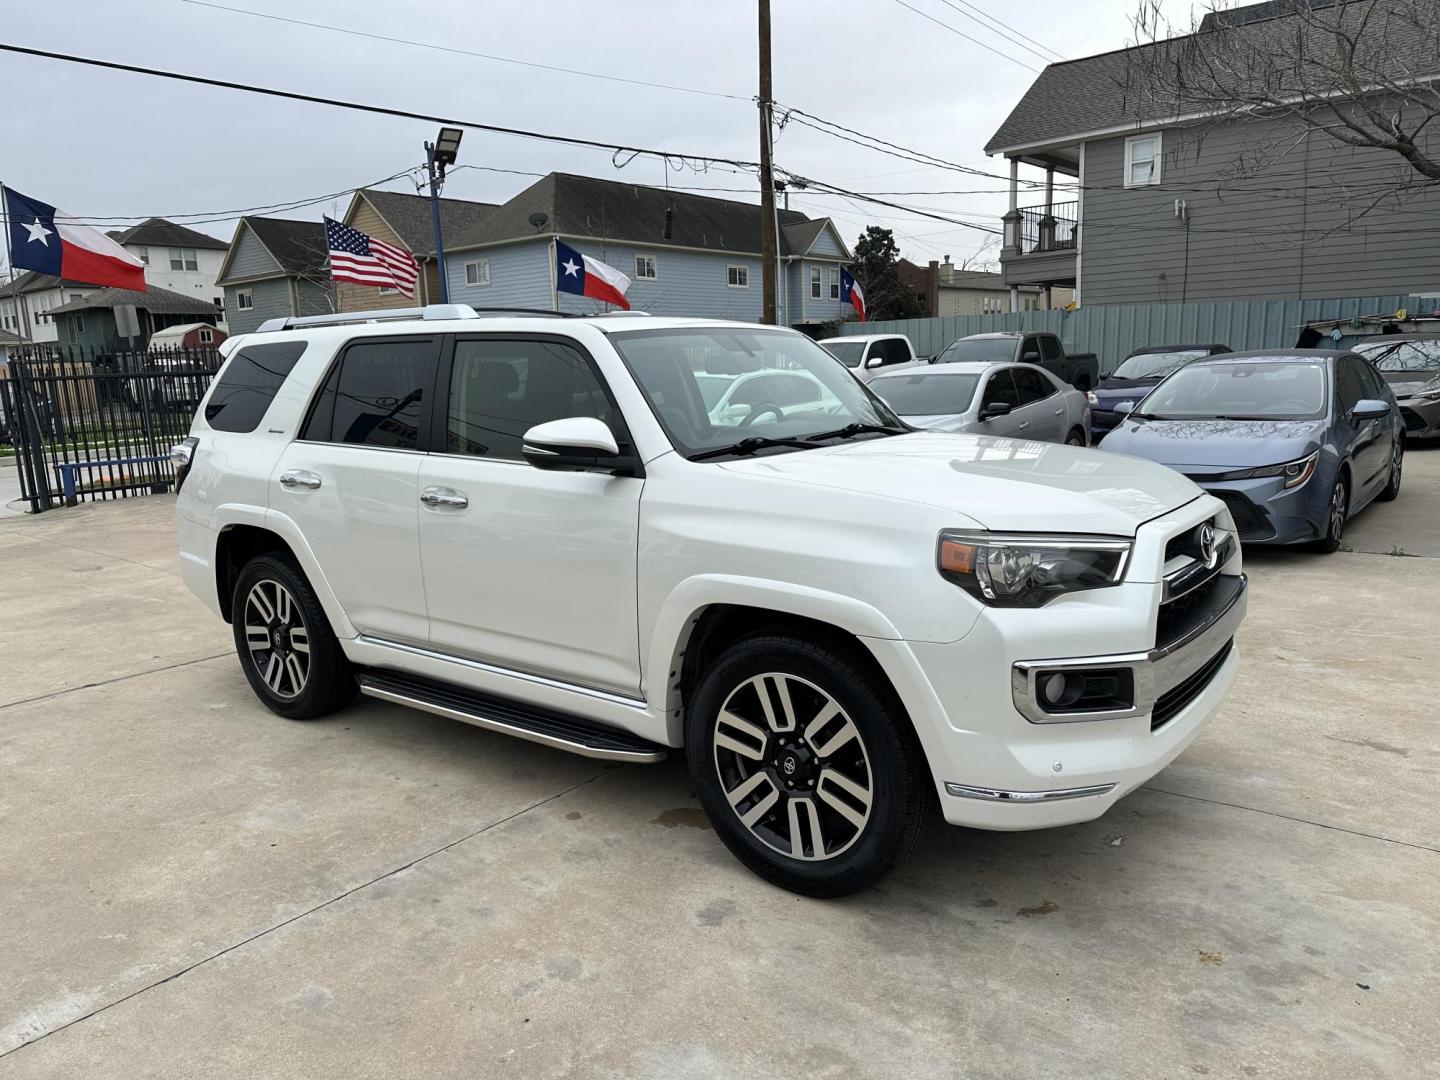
[420,486,469,509]
[1017,421,1030,430]
[1054,408,1064,415]
[279,470,321,490]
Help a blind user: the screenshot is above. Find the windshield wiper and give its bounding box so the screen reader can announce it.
[688,435,823,461]
[801,421,910,441]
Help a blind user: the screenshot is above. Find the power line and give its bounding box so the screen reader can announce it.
[887,0,1041,73]
[179,1,749,102]
[932,0,1066,63]
[0,42,765,173]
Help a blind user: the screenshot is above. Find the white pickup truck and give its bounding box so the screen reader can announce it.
[176,306,1245,897]
[818,334,923,381]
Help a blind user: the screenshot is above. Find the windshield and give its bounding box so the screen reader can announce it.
[609,328,903,458]
[870,372,980,415]
[936,338,1017,364]
[1112,349,1208,380]
[1353,339,1440,374]
[822,340,865,367]
[1138,361,1328,420]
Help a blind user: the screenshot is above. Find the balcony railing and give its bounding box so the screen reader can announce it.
[1017,201,1078,254]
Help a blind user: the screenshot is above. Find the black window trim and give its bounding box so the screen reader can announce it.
[429,331,643,474]
[296,333,443,453]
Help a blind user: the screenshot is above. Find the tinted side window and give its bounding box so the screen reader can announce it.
[880,339,910,366]
[1335,359,1365,413]
[321,339,435,449]
[1356,357,1387,398]
[447,339,613,460]
[204,341,306,433]
[981,369,1020,409]
[1012,366,1052,404]
[1040,336,1062,362]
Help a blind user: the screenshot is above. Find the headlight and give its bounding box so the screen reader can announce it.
[937,531,1131,608]
[1414,381,1440,401]
[1086,391,1099,407]
[1221,449,1319,489]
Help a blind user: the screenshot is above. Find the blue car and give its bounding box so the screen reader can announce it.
[1101,350,1404,552]
[1089,343,1231,440]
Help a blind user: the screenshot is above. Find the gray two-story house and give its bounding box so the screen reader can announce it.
[430,173,854,333]
[986,0,1440,309]
[216,216,335,334]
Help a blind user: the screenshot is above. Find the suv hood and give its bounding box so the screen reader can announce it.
[718,432,1201,535]
[1093,376,1162,407]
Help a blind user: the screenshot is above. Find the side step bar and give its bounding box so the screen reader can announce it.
[356,671,669,764]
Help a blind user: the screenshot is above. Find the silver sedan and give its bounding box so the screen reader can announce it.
[867,361,1092,445]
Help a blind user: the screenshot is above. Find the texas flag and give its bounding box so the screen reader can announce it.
[555,239,631,310]
[841,268,866,323]
[4,187,146,291]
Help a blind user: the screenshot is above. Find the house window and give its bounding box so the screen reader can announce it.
[810,266,822,300]
[464,259,491,287]
[199,328,214,344]
[634,254,657,280]
[1125,133,1162,187]
[727,265,749,288]
[982,297,1005,314]
[135,246,149,265]
[378,286,398,295]
[213,296,223,310]
[237,289,253,311]
[828,269,840,300]
[170,248,199,272]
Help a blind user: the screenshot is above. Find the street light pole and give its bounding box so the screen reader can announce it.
[758,0,777,326]
[425,127,464,305]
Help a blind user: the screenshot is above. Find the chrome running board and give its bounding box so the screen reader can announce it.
[357,671,667,764]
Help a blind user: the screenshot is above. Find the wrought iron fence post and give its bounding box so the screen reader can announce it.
[12,359,52,513]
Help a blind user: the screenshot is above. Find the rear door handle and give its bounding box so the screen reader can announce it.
[1018,421,1030,430]
[1053,408,1064,415]
[420,486,469,509]
[279,470,321,490]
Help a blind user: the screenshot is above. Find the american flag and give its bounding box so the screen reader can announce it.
[324,216,420,298]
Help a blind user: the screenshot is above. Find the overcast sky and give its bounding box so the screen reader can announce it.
[2,0,1201,267]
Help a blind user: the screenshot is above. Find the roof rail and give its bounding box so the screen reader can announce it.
[255,305,585,333]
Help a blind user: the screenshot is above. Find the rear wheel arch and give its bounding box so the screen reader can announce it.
[214,525,298,623]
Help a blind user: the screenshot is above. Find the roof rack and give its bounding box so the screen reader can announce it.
[255,305,581,333]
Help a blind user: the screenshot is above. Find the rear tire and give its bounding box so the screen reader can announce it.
[1065,427,1086,446]
[231,554,356,720]
[685,633,930,897]
[1310,474,1349,553]
[1379,437,1403,502]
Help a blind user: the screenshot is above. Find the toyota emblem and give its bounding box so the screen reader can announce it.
[1199,523,1218,569]
[782,758,796,775]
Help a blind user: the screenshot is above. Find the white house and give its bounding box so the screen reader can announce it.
[107,218,230,329]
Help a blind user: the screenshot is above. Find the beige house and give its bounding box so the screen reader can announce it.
[900,258,1073,317]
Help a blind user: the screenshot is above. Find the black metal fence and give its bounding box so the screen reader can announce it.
[1,344,221,513]
[1018,200,1079,254]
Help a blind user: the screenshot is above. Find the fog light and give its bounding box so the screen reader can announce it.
[1041,672,1084,708]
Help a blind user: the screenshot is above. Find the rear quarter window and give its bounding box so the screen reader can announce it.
[203,341,308,433]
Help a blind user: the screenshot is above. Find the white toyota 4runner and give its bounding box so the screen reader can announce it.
[175,306,1245,896]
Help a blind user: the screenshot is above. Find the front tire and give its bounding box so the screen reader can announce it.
[231,554,356,719]
[1065,427,1086,446]
[685,634,930,897]
[1310,474,1349,553]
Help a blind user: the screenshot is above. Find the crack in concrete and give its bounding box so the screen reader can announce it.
[0,766,616,1060]
[0,653,233,712]
[1143,785,1440,854]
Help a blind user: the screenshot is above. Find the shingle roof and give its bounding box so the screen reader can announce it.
[0,271,96,297]
[984,0,1437,154]
[0,328,23,346]
[360,190,498,255]
[940,269,1007,289]
[47,284,219,317]
[108,217,228,251]
[235,216,329,278]
[443,172,841,258]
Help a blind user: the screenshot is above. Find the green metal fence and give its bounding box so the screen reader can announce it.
[843,294,1437,370]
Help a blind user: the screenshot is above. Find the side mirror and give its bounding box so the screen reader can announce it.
[979,402,1013,421]
[522,417,629,473]
[1114,401,1135,415]
[1351,399,1390,421]
[1099,370,1113,380]
[1021,350,1040,363]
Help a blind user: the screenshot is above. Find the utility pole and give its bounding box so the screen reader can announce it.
[758,0,777,326]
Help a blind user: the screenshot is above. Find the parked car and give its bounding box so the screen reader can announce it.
[1089,343,1232,441]
[695,367,844,428]
[175,305,1244,897]
[1100,350,1403,552]
[934,332,1099,390]
[868,361,1089,445]
[817,334,922,381]
[1350,334,1440,440]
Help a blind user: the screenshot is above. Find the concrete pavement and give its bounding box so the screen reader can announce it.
[0,447,1436,1079]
